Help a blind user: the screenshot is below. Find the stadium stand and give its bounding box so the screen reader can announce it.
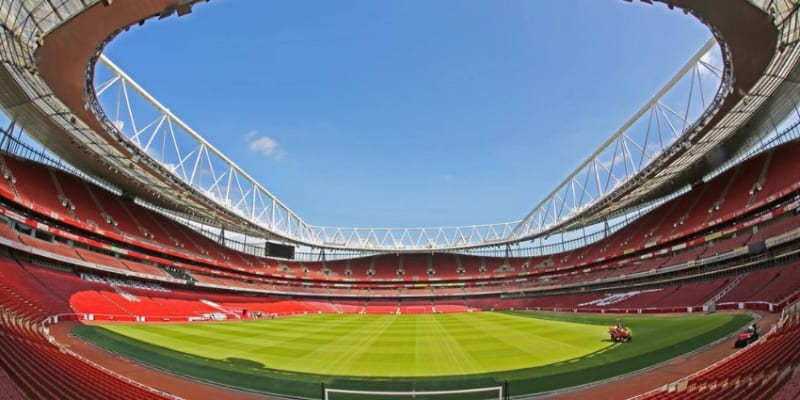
[16,235,78,259]
[0,258,177,399]
[718,262,800,305]
[637,316,800,400]
[610,279,729,310]
[0,132,798,399]
[0,0,798,396]
[0,365,26,400]
[0,138,797,295]
[4,235,800,397]
[773,368,800,400]
[0,316,174,400]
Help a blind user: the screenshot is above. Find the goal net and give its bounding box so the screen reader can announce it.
[324,385,504,400]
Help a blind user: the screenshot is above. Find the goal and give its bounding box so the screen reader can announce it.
[323,385,505,400]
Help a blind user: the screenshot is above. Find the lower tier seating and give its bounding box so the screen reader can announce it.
[638,317,800,400]
[2,249,800,399]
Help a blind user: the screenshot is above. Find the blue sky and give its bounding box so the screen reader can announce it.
[102,0,711,228]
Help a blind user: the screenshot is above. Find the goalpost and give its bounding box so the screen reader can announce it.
[323,385,505,400]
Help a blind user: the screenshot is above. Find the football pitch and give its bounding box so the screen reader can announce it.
[74,311,752,398]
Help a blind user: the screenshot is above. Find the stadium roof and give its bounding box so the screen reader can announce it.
[1,0,800,251]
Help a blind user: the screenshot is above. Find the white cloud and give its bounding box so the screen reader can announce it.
[598,151,627,172]
[249,136,279,155]
[245,132,285,159]
[699,48,722,79]
[438,173,455,184]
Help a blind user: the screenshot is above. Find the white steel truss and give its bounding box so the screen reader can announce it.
[94,57,318,245]
[511,39,729,240]
[93,39,725,250]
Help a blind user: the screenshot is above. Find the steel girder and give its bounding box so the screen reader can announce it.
[91,38,725,250]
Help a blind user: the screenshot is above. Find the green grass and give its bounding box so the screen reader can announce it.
[74,311,752,399]
[97,312,610,377]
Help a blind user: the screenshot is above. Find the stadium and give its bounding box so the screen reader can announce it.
[0,0,800,399]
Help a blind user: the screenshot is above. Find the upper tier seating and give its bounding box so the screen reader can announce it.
[1,139,800,288]
[750,140,800,205]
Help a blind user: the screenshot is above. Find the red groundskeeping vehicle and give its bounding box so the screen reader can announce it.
[735,324,760,348]
[609,320,632,342]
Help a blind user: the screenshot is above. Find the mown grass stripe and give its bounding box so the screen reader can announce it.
[74,311,752,398]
